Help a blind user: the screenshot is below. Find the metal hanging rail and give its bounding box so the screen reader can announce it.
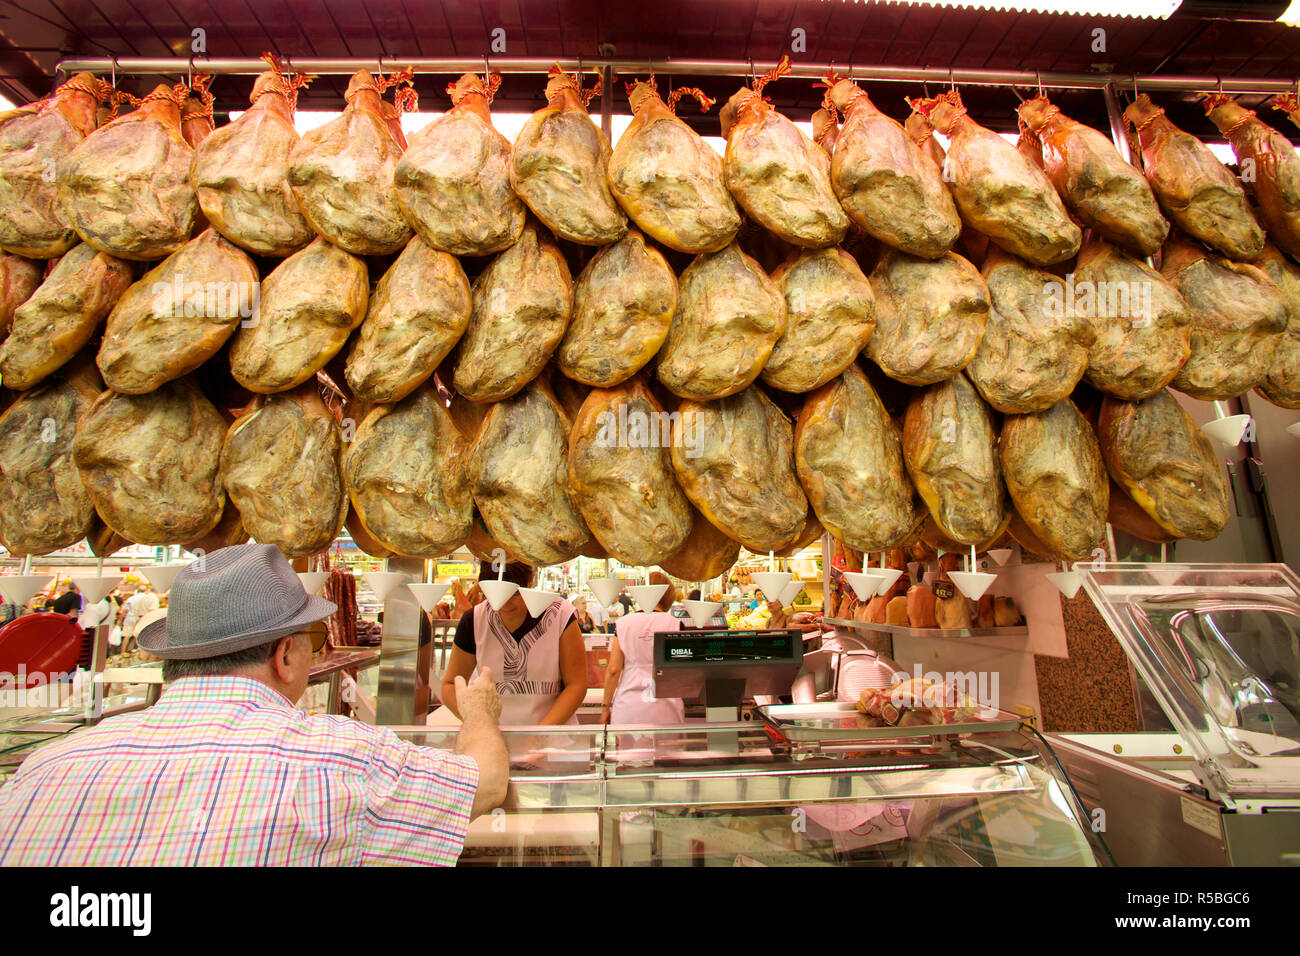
[54,55,1300,95]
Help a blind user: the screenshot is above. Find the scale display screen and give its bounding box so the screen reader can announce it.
[657,629,797,664]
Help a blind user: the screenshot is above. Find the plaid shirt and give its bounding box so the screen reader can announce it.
[0,675,479,866]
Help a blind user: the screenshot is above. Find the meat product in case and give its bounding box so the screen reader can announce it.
[191,68,314,257]
[1017,95,1168,257]
[345,237,471,404]
[671,385,808,553]
[761,246,876,394]
[0,243,132,391]
[1252,241,1300,408]
[608,80,740,255]
[0,73,101,259]
[867,248,989,386]
[97,229,259,394]
[453,221,573,403]
[395,73,525,257]
[1124,94,1264,261]
[1159,231,1287,400]
[468,379,591,565]
[821,78,959,259]
[556,229,676,387]
[228,237,368,394]
[999,398,1109,562]
[655,241,786,400]
[658,505,742,581]
[58,84,197,261]
[287,70,412,256]
[966,246,1093,413]
[568,379,693,566]
[219,385,346,558]
[1098,390,1230,542]
[794,363,922,553]
[917,91,1080,266]
[72,378,226,544]
[510,67,626,245]
[0,253,41,338]
[903,373,1007,548]
[343,385,473,558]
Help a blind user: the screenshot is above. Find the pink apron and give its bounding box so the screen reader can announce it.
[472,598,578,726]
[611,611,685,724]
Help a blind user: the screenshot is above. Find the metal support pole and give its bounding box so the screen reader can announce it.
[601,65,613,142]
[374,556,432,726]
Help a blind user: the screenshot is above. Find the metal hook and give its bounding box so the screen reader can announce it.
[110,57,117,89]
[484,53,490,80]
[949,67,956,93]
[1133,74,1139,99]
[748,58,755,84]
[1036,71,1043,97]
[187,56,195,90]
[1217,75,1224,94]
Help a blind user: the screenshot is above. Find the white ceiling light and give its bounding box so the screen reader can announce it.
[1280,0,1300,25]
[834,0,1183,17]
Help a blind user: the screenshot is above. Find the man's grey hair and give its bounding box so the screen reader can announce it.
[161,636,291,682]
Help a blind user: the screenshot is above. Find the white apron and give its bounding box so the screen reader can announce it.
[611,611,685,724]
[472,598,578,726]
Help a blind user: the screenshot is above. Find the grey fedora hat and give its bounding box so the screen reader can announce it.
[137,543,337,660]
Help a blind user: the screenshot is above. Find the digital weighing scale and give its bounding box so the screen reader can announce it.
[653,628,803,723]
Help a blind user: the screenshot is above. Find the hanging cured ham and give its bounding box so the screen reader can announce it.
[1276,93,1300,133]
[916,90,1080,266]
[812,107,839,156]
[821,76,959,258]
[395,72,525,257]
[999,398,1109,562]
[903,373,1007,547]
[867,248,989,385]
[453,222,573,403]
[0,243,132,391]
[345,238,470,404]
[1098,390,1230,541]
[228,237,368,394]
[73,378,227,544]
[794,363,922,553]
[761,246,876,393]
[658,506,742,581]
[1204,93,1300,260]
[1159,231,1287,400]
[720,58,848,249]
[555,229,677,387]
[219,385,346,558]
[1252,242,1300,408]
[0,72,102,258]
[656,241,786,400]
[468,380,591,565]
[1074,234,1191,400]
[97,229,259,394]
[0,365,102,555]
[287,69,411,255]
[670,385,808,553]
[58,83,197,261]
[568,380,693,566]
[966,246,1094,413]
[1124,94,1265,261]
[1017,95,1169,257]
[510,66,627,245]
[0,253,41,338]
[608,79,740,254]
[905,105,948,173]
[191,65,315,256]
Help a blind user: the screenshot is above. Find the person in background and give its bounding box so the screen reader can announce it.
[119,582,160,642]
[585,597,607,632]
[617,591,634,616]
[675,587,728,630]
[51,581,83,619]
[572,595,596,633]
[440,561,587,726]
[601,571,685,725]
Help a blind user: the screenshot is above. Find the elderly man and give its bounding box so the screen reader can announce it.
[0,543,509,866]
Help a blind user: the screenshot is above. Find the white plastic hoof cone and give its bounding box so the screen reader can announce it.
[406,582,450,612]
[778,580,803,606]
[949,571,997,601]
[1203,414,1250,447]
[682,600,723,628]
[479,579,519,611]
[143,563,186,595]
[0,574,54,608]
[1288,422,1300,438]
[872,568,905,596]
[518,587,560,617]
[72,575,123,606]
[987,548,1014,567]
[843,571,887,601]
[1046,571,1083,600]
[587,577,625,608]
[1149,567,1183,588]
[297,572,330,596]
[627,584,669,612]
[363,571,410,603]
[751,572,793,602]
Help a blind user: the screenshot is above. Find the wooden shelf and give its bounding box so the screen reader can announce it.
[821,617,1029,640]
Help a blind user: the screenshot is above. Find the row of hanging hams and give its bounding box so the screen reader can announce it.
[0,57,1297,577]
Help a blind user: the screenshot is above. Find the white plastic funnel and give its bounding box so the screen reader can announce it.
[949,571,997,601]
[1288,422,1300,439]
[297,571,330,595]
[872,568,905,596]
[1149,567,1184,588]
[518,587,560,617]
[750,571,793,602]
[587,577,625,608]
[142,563,186,595]
[363,571,409,603]
[987,548,1014,567]
[1046,570,1083,600]
[627,584,669,611]
[842,571,886,601]
[72,575,123,606]
[0,575,53,608]
[406,582,450,612]
[479,579,519,611]
[778,580,803,605]
[1203,414,1251,447]
[682,600,723,627]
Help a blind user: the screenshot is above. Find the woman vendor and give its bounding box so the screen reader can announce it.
[600,572,686,725]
